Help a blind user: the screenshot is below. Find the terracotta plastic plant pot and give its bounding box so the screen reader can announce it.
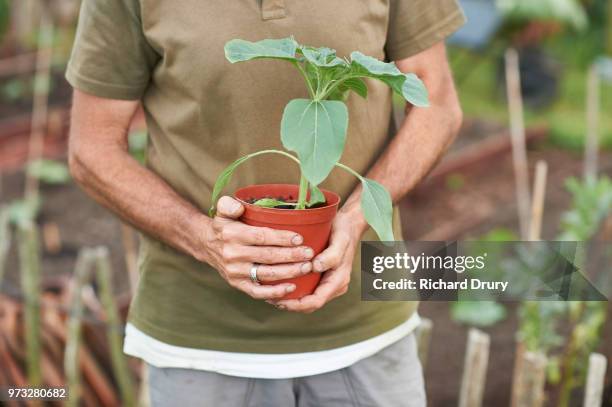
[234,184,341,300]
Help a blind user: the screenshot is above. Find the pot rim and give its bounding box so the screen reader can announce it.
[234,183,341,214]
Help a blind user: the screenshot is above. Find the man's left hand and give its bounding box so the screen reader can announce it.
[269,208,365,313]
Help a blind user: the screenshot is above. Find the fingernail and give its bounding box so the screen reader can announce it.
[265,300,276,305]
[291,235,303,245]
[304,248,314,258]
[286,284,296,293]
[314,260,325,272]
[230,200,242,213]
[276,304,286,310]
[300,262,311,273]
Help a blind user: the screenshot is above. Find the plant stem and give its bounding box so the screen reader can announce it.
[320,74,358,100]
[294,61,316,99]
[335,162,363,180]
[296,174,309,209]
[251,149,301,164]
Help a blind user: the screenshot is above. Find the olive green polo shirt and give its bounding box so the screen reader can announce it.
[66,0,465,353]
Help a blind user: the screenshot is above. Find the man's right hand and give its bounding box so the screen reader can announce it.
[200,196,315,300]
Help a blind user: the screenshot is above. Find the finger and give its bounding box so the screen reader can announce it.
[255,262,312,282]
[275,268,346,312]
[234,245,314,265]
[313,234,351,272]
[237,279,296,300]
[223,223,303,247]
[216,196,244,220]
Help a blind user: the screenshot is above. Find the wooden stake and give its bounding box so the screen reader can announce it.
[120,223,139,295]
[415,318,433,370]
[584,64,600,180]
[24,8,54,201]
[12,0,45,47]
[511,339,526,407]
[583,353,607,407]
[138,364,150,407]
[505,49,531,240]
[95,247,136,407]
[0,206,10,288]
[511,350,548,407]
[42,221,61,254]
[528,161,548,241]
[17,221,42,387]
[65,249,96,407]
[459,329,491,407]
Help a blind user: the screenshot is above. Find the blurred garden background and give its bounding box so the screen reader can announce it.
[0,0,611,406]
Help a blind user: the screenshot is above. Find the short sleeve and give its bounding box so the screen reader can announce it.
[385,0,466,61]
[65,0,159,100]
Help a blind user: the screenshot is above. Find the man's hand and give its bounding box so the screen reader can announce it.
[202,196,315,300]
[270,203,365,313]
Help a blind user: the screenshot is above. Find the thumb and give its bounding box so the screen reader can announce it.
[216,196,245,219]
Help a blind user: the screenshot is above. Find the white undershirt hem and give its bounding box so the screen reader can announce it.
[124,313,421,379]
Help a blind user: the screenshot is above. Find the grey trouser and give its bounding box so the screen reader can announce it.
[148,333,426,407]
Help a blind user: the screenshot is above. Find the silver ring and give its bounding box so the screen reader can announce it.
[250,263,260,285]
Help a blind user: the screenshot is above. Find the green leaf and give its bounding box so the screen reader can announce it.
[8,197,41,226]
[451,301,507,327]
[308,184,326,207]
[281,99,348,186]
[224,37,298,63]
[26,159,70,184]
[253,198,296,208]
[208,155,252,217]
[360,178,394,241]
[301,47,346,67]
[349,51,429,107]
[401,73,429,107]
[350,51,401,75]
[340,78,368,98]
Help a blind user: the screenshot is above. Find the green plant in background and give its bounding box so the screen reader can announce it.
[559,176,612,240]
[7,160,70,226]
[209,37,429,240]
[451,300,507,327]
[449,0,612,150]
[26,159,70,185]
[0,0,9,42]
[449,228,517,328]
[496,0,588,32]
[445,173,466,191]
[8,196,41,226]
[607,0,612,56]
[555,176,611,407]
[128,130,148,165]
[517,175,612,407]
